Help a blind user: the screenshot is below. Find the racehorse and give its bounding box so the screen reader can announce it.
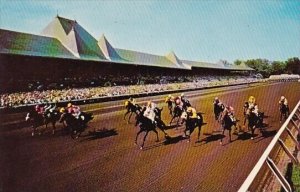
[279,103,289,122]
[183,112,204,143]
[247,110,264,140]
[25,109,60,136]
[59,112,93,139]
[214,103,225,122]
[124,102,142,123]
[166,100,173,116]
[135,107,168,150]
[169,105,184,126]
[219,112,237,144]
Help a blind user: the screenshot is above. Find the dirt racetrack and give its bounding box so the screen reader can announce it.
[0,82,299,192]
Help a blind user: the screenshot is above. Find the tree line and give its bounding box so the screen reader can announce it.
[234,57,300,77]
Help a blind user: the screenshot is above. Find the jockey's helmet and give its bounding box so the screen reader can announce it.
[281,96,285,100]
[186,107,193,112]
[60,108,65,113]
[147,101,152,107]
[249,96,255,103]
[181,93,184,97]
[168,94,171,98]
[67,103,72,108]
[215,97,219,101]
[35,105,40,109]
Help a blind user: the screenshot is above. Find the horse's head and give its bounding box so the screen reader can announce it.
[174,105,183,116]
[25,110,38,121]
[135,104,142,112]
[84,113,94,122]
[154,107,163,119]
[25,112,31,121]
[181,111,187,120]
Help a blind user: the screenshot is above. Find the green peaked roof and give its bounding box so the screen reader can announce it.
[0,29,76,59]
[41,16,107,60]
[1,15,253,71]
[98,34,124,61]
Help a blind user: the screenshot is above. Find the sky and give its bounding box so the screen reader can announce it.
[1,0,299,63]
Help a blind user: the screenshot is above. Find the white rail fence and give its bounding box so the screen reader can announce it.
[239,100,300,192]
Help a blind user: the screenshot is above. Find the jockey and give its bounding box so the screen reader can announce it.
[180,93,190,109]
[223,106,236,122]
[165,94,174,115]
[125,97,136,107]
[165,94,174,103]
[67,102,81,119]
[279,96,288,106]
[44,102,57,116]
[186,106,198,119]
[35,104,44,115]
[213,97,220,105]
[248,96,259,116]
[174,95,183,109]
[248,96,256,109]
[143,101,156,124]
[59,107,66,114]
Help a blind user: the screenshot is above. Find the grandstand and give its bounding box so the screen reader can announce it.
[0,15,257,107]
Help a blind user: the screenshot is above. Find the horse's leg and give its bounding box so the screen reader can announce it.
[43,119,48,135]
[32,123,36,136]
[141,131,149,150]
[220,128,225,145]
[197,125,201,143]
[169,116,175,126]
[135,129,143,145]
[153,129,159,142]
[128,112,133,124]
[169,107,172,116]
[176,116,180,127]
[52,121,56,135]
[124,110,130,120]
[229,128,232,142]
[251,125,255,140]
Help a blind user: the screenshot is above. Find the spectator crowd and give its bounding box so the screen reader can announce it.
[1,75,260,108]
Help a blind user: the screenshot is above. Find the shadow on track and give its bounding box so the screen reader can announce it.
[80,128,118,142]
[254,130,277,143]
[141,135,187,151]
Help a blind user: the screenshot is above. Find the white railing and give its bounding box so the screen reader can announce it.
[239,100,300,192]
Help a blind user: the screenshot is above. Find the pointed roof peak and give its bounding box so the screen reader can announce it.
[166,51,180,62]
[98,34,108,42]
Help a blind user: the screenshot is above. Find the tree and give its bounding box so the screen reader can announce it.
[244,59,272,77]
[234,59,242,65]
[286,57,300,74]
[271,61,286,75]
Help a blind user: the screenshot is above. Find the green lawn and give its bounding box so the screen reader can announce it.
[292,165,300,192]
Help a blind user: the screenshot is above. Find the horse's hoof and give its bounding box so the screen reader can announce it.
[140,146,143,150]
[251,137,254,140]
[220,141,222,145]
[31,132,34,136]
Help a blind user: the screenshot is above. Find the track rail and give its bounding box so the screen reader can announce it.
[238,100,300,192]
